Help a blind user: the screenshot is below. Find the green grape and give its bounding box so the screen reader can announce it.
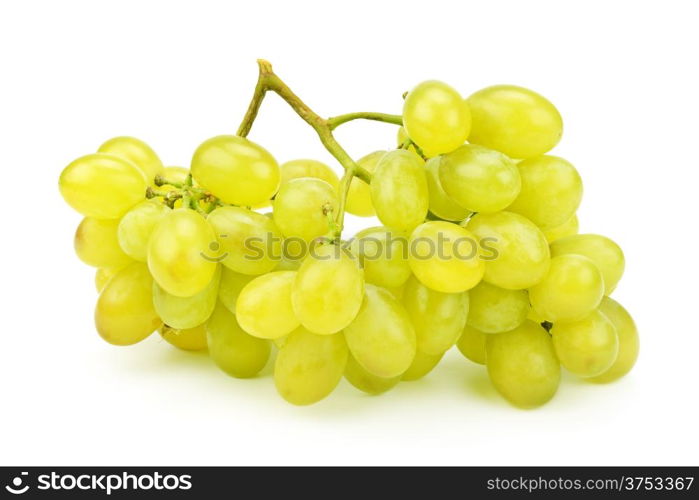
[550,234,625,295]
[279,159,339,189]
[457,325,487,365]
[350,226,411,288]
[218,267,255,313]
[98,136,164,182]
[161,166,189,184]
[235,271,299,339]
[274,253,303,271]
[396,127,418,154]
[207,302,271,378]
[291,244,364,335]
[345,353,401,395]
[401,349,444,381]
[95,263,161,346]
[147,208,218,297]
[439,145,521,213]
[527,307,545,324]
[159,324,208,351]
[551,309,619,378]
[408,221,485,293]
[485,320,560,408]
[59,153,147,219]
[370,150,428,232]
[153,266,220,329]
[402,276,469,355]
[343,284,416,378]
[94,267,121,292]
[117,200,171,261]
[191,135,280,206]
[273,178,338,241]
[206,206,282,275]
[588,297,640,383]
[424,157,471,221]
[403,80,471,156]
[74,217,133,268]
[468,85,563,159]
[274,327,348,405]
[507,155,583,229]
[467,211,550,290]
[466,281,529,333]
[543,214,579,243]
[386,282,406,300]
[530,254,604,322]
[346,151,385,217]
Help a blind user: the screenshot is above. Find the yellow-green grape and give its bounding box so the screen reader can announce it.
[424,157,471,221]
[159,324,208,351]
[74,217,132,268]
[207,302,271,378]
[274,327,348,405]
[551,309,619,378]
[527,307,545,324]
[345,353,401,395]
[147,209,218,297]
[117,200,170,261]
[588,297,639,383]
[235,271,299,339]
[457,325,487,365]
[291,244,364,335]
[153,266,220,329]
[467,211,550,290]
[530,254,604,323]
[161,166,189,185]
[94,267,121,292]
[274,253,302,271]
[59,153,147,219]
[468,85,563,159]
[370,150,428,232]
[402,276,469,355]
[98,136,164,182]
[403,80,471,157]
[439,145,521,214]
[343,285,416,378]
[386,283,406,300]
[401,350,444,381]
[206,206,282,275]
[345,151,385,216]
[218,267,255,313]
[507,156,583,229]
[279,159,339,189]
[350,226,411,288]
[485,320,560,408]
[396,127,418,154]
[550,234,625,295]
[95,263,162,346]
[190,135,280,206]
[408,221,485,293]
[466,281,529,333]
[543,214,579,243]
[273,178,338,241]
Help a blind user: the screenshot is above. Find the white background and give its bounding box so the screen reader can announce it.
[1,0,697,466]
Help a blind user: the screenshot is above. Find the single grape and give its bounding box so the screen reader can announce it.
[468,85,563,159]
[386,282,407,300]
[74,217,132,268]
[588,297,639,383]
[273,178,338,241]
[274,253,303,271]
[236,271,299,339]
[350,226,411,288]
[345,353,401,395]
[159,324,208,351]
[274,327,348,405]
[94,267,122,293]
[343,284,416,378]
[457,325,487,365]
[424,157,471,221]
[160,166,189,185]
[485,320,560,408]
[153,266,220,329]
[218,267,255,313]
[98,136,164,182]
[59,153,147,219]
[117,200,171,261]
[403,80,471,156]
[345,151,385,217]
[466,281,529,333]
[279,159,339,189]
[191,135,280,206]
[439,144,521,213]
[543,214,579,243]
[401,349,444,381]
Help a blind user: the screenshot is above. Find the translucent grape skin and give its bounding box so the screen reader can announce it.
[485,320,560,409]
[467,281,530,333]
[401,350,444,381]
[467,85,563,159]
[457,325,487,365]
[424,157,471,221]
[273,178,338,241]
[159,324,208,351]
[345,353,401,395]
[530,254,604,323]
[403,80,471,157]
[370,149,429,233]
[588,297,639,383]
[236,271,299,339]
[343,285,416,378]
[94,267,120,292]
[345,151,385,217]
[279,159,339,189]
[217,267,255,313]
[59,153,147,219]
[551,309,619,378]
[206,302,271,378]
[152,266,221,329]
[543,214,579,243]
[95,263,162,346]
[274,327,348,405]
[118,200,171,261]
[402,276,469,355]
[74,217,132,269]
[97,136,164,182]
[439,144,521,214]
[191,135,280,207]
[350,226,411,288]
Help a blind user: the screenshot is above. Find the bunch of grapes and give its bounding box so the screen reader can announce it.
[58,62,638,408]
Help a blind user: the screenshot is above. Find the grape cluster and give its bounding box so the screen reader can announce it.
[59,67,638,408]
